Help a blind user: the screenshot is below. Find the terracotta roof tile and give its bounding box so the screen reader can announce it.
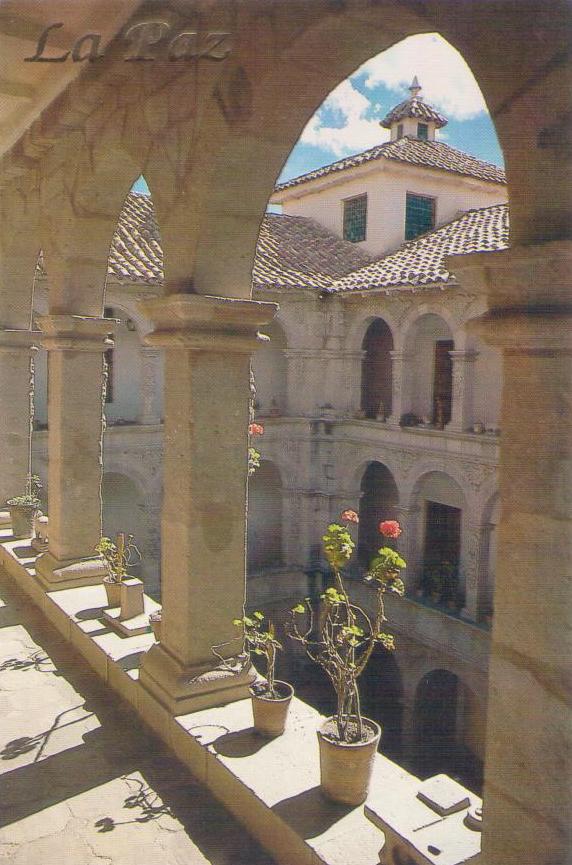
[274,137,505,192]
[104,194,372,291]
[331,203,509,293]
[381,97,447,129]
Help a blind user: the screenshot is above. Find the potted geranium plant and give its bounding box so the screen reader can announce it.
[288,511,405,805]
[232,611,294,737]
[95,532,141,608]
[7,474,42,539]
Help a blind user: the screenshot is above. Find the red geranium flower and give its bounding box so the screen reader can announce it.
[379,520,402,539]
[340,509,359,524]
[248,423,264,437]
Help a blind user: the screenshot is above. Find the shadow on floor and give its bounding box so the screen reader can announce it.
[0,570,275,865]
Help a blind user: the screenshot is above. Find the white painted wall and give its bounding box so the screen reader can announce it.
[276,160,507,256]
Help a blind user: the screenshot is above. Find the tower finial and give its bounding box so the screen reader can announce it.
[409,76,422,99]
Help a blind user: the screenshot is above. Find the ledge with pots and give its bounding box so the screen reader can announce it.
[0,528,481,865]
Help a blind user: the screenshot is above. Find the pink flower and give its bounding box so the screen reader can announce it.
[248,423,264,437]
[341,509,359,524]
[379,520,402,539]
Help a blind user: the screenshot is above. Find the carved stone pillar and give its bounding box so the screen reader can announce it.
[0,330,39,512]
[450,241,572,865]
[35,316,114,588]
[388,351,411,426]
[138,294,276,715]
[460,522,490,622]
[447,350,478,433]
[138,346,162,425]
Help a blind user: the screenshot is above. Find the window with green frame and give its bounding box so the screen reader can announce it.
[417,122,429,140]
[405,192,435,240]
[343,194,367,243]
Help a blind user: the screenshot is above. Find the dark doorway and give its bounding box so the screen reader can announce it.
[424,501,461,581]
[361,319,393,419]
[358,462,399,567]
[432,339,454,426]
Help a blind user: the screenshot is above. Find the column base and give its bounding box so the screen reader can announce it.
[0,510,11,528]
[34,551,108,590]
[139,641,257,716]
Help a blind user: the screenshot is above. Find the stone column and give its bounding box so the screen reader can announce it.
[34,316,114,588]
[396,505,421,592]
[387,351,411,426]
[460,522,490,622]
[447,350,478,433]
[341,350,365,416]
[0,330,39,514]
[450,242,572,865]
[138,294,276,715]
[138,346,162,425]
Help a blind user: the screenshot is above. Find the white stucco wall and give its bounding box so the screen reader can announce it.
[276,160,507,256]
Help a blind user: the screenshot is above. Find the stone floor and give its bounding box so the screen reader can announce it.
[0,567,276,865]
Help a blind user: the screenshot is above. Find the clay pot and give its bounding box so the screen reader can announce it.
[103,576,121,608]
[9,504,38,539]
[250,681,294,737]
[149,614,162,640]
[317,716,381,806]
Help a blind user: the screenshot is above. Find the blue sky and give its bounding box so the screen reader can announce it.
[133,33,502,196]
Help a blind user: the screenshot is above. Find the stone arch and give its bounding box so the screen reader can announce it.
[252,317,288,416]
[247,459,284,574]
[361,317,394,420]
[346,310,399,354]
[358,461,400,567]
[408,469,468,602]
[402,312,455,426]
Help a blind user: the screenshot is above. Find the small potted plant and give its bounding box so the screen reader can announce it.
[232,611,294,737]
[95,532,141,608]
[7,475,42,539]
[149,609,162,640]
[288,511,405,806]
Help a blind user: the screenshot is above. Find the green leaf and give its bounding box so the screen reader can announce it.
[291,603,305,614]
[253,611,264,621]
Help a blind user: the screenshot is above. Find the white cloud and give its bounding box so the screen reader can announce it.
[360,33,487,120]
[298,33,486,160]
[300,79,388,158]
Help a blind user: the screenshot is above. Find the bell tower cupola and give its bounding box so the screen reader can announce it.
[381,77,448,142]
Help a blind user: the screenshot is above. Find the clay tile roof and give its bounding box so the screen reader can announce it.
[103,193,371,291]
[274,137,505,192]
[252,212,372,290]
[380,96,448,129]
[331,203,509,293]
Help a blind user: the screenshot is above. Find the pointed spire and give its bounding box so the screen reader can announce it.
[409,76,422,100]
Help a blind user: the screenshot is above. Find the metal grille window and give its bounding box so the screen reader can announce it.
[343,194,367,243]
[405,192,435,240]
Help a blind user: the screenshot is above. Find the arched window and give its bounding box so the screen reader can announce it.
[404,314,454,427]
[361,318,393,419]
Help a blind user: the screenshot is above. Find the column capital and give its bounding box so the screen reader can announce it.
[0,329,41,352]
[37,315,115,352]
[139,293,277,353]
[447,240,572,307]
[468,307,572,353]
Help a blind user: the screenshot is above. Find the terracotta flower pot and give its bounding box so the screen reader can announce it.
[317,716,381,806]
[250,681,294,738]
[149,614,162,640]
[9,504,38,539]
[103,577,121,608]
